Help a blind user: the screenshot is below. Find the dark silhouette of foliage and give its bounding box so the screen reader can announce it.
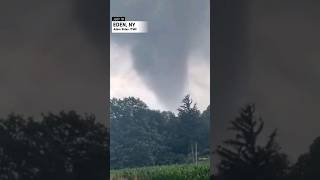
[216,104,289,180]
[289,136,320,180]
[0,111,108,180]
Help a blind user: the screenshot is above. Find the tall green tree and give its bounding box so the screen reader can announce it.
[176,95,202,162]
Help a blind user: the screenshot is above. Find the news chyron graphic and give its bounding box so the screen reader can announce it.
[112,17,148,33]
[110,0,210,179]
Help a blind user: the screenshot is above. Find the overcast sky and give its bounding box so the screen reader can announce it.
[213,0,320,161]
[0,1,107,123]
[110,0,210,113]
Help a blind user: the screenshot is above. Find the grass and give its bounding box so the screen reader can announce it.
[110,163,210,180]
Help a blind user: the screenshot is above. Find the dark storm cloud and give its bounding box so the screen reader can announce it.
[0,0,107,123]
[111,0,209,110]
[213,0,320,161]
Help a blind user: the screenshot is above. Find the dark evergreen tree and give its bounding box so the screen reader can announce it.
[216,104,289,180]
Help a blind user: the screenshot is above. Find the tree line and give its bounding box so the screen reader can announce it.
[212,104,320,180]
[0,111,108,180]
[110,95,210,169]
[1,96,319,179]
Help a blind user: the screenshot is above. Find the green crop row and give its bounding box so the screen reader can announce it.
[110,163,210,180]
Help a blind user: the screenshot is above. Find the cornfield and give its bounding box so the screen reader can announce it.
[110,163,210,180]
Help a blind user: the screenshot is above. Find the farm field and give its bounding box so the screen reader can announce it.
[110,163,210,180]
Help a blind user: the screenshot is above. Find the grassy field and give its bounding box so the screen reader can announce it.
[110,163,210,180]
